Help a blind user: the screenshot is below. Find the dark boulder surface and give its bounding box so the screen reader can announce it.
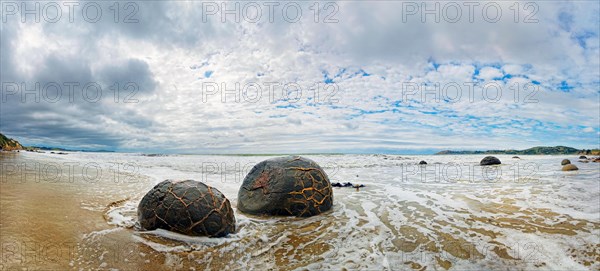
[561,164,579,171]
[561,159,571,165]
[138,180,235,237]
[419,160,427,165]
[480,156,501,166]
[238,156,333,217]
[332,182,365,188]
[579,156,587,159]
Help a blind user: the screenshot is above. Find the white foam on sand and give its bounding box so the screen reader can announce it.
[104,200,138,228]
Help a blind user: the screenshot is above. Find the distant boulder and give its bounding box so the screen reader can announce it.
[579,155,587,159]
[419,160,427,165]
[561,159,571,165]
[561,164,578,171]
[332,182,353,187]
[512,156,520,159]
[480,156,501,166]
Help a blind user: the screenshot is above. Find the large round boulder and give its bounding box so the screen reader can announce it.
[561,164,579,171]
[561,159,571,165]
[480,156,501,166]
[138,180,235,237]
[238,156,333,217]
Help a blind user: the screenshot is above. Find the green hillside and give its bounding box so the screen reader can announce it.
[0,133,24,151]
[435,146,585,155]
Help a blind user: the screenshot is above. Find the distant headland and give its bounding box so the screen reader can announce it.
[0,133,24,151]
[0,133,113,153]
[435,146,599,155]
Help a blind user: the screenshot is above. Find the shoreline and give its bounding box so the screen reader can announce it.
[1,153,598,270]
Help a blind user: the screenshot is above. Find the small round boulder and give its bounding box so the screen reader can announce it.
[561,164,579,171]
[138,180,235,237]
[579,155,587,159]
[419,160,427,165]
[238,156,333,217]
[480,156,501,166]
[561,159,571,165]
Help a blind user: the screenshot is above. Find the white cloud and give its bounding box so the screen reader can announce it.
[478,67,503,81]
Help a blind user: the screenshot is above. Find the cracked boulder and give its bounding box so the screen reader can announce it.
[238,156,333,217]
[137,180,235,237]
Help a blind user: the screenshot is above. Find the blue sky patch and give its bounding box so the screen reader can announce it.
[558,81,574,92]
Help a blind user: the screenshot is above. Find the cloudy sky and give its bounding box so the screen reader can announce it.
[1,1,598,153]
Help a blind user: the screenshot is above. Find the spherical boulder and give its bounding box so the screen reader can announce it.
[238,156,333,217]
[561,164,579,171]
[480,156,501,166]
[138,180,235,237]
[561,159,571,165]
[419,160,427,165]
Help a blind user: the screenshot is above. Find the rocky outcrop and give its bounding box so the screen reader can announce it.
[0,133,23,151]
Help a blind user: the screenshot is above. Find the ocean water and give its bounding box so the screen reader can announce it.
[1,152,598,270]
